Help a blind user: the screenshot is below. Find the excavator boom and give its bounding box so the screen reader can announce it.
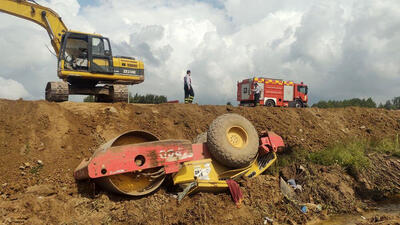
[0,0,67,54]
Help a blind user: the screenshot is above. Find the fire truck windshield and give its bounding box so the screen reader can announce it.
[298,86,308,94]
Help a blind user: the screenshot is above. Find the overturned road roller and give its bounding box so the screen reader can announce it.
[74,114,285,199]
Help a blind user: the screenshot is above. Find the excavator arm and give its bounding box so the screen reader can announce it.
[0,0,68,55]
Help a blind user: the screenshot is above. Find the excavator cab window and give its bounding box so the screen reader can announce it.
[61,34,89,71]
[89,37,113,74]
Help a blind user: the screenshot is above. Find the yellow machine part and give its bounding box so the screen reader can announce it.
[58,69,144,83]
[173,152,277,196]
[93,58,109,67]
[113,57,144,70]
[173,159,229,191]
[226,126,248,148]
[58,57,145,84]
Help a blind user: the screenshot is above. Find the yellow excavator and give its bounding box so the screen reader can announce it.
[0,0,144,102]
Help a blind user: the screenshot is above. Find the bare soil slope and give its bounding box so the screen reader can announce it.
[0,99,399,224]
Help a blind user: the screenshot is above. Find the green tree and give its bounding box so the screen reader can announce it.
[392,97,400,109]
[384,100,393,110]
[83,95,95,102]
[129,93,167,104]
[312,98,377,108]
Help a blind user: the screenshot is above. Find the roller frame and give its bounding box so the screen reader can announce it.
[74,131,284,196]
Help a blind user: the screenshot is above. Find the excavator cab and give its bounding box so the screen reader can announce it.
[60,32,113,74]
[61,33,89,71]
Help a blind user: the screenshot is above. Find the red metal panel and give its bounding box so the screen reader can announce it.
[259,131,285,153]
[86,140,195,178]
[237,82,241,101]
[263,83,284,106]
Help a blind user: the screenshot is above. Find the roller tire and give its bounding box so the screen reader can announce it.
[207,114,259,168]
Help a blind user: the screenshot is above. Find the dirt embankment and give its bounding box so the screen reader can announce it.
[0,99,399,224]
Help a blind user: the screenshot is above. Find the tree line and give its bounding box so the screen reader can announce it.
[312,97,400,109]
[83,93,168,104]
[128,93,167,104]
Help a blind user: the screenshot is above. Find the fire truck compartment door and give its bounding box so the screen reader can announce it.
[241,83,251,100]
[284,85,294,101]
[259,83,264,99]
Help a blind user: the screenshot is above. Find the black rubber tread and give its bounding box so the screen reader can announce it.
[265,99,275,107]
[193,132,207,143]
[94,85,128,103]
[207,114,259,168]
[45,81,69,102]
[112,85,128,102]
[295,99,303,108]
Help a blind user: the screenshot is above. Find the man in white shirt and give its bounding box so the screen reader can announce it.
[252,83,262,106]
[184,70,194,103]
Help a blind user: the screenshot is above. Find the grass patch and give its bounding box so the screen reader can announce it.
[268,146,309,175]
[369,135,400,157]
[30,164,43,174]
[24,144,31,154]
[309,140,370,176]
[268,137,400,176]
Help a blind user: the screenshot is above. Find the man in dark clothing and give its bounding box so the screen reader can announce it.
[184,70,194,103]
[252,82,261,106]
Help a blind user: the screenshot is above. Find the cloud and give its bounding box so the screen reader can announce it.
[0,77,30,100]
[0,0,399,104]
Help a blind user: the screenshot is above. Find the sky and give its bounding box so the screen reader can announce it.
[0,0,399,105]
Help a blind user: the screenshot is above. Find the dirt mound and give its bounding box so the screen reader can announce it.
[0,99,400,224]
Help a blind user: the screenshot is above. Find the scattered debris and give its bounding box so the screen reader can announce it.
[280,177,295,200]
[301,205,307,213]
[263,216,274,224]
[105,106,118,114]
[26,184,56,196]
[287,179,303,192]
[227,179,243,208]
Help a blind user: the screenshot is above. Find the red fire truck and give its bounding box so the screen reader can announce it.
[237,77,308,107]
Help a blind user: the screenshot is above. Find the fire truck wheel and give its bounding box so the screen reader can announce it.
[265,100,275,107]
[295,99,303,108]
[193,132,207,143]
[207,114,259,168]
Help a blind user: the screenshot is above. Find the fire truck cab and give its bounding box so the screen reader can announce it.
[237,77,308,107]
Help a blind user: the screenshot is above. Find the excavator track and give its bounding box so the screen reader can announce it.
[112,85,128,102]
[45,81,69,102]
[94,85,128,103]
